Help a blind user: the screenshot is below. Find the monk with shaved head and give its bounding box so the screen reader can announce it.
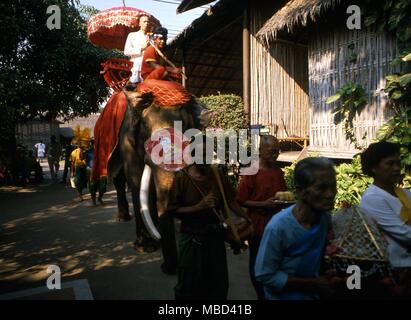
[236,134,288,299]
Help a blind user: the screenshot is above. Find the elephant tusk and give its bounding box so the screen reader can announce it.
[139,164,162,240]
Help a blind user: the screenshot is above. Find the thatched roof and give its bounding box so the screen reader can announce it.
[257,0,344,46]
[167,0,244,96]
[177,0,215,14]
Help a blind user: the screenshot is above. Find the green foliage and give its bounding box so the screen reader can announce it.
[282,156,372,210]
[377,96,411,173]
[364,0,411,54]
[0,0,119,155]
[78,4,100,20]
[334,156,373,208]
[384,73,411,112]
[199,94,247,130]
[403,174,411,189]
[379,30,411,174]
[326,82,368,149]
[283,162,297,199]
[199,94,248,188]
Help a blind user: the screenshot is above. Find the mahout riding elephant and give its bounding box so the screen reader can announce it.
[108,79,208,274]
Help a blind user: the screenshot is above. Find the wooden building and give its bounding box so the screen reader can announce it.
[249,1,310,141]
[171,0,400,159]
[16,113,100,151]
[256,0,400,158]
[170,0,245,97]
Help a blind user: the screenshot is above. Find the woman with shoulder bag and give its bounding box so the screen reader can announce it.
[165,135,251,300]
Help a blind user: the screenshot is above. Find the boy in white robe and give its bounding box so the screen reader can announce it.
[124,15,151,83]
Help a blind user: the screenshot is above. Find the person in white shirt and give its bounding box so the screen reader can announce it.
[34,140,46,163]
[124,15,151,84]
[359,141,411,296]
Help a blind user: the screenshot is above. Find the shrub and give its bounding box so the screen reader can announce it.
[282,156,373,210]
[334,156,373,208]
[199,93,247,130]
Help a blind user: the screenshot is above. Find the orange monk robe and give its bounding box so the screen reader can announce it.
[236,168,287,236]
[141,45,168,80]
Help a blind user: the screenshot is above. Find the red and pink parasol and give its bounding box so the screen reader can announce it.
[87,6,161,51]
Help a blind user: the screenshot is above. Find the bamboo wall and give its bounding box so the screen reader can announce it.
[308,27,400,155]
[249,6,310,139]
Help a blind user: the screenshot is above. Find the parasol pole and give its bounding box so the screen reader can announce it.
[148,39,188,79]
[122,0,126,7]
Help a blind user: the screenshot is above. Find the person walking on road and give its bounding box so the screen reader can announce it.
[47,135,61,182]
[70,145,87,201]
[34,140,46,163]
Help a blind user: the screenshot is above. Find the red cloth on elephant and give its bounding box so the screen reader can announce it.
[92,91,127,181]
[144,66,168,80]
[137,79,191,108]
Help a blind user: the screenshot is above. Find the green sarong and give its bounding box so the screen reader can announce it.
[174,229,228,300]
[74,166,87,193]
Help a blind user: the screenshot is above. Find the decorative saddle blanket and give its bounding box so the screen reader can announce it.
[137,79,192,108]
[92,91,127,181]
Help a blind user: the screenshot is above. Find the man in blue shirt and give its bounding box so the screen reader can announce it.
[255,157,344,300]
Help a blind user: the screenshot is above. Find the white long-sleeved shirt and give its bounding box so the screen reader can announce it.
[359,184,411,267]
[124,30,147,59]
[124,30,148,83]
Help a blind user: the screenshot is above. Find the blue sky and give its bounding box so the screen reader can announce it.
[80,0,214,39]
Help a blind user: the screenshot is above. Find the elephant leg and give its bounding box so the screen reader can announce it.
[130,185,159,253]
[122,162,158,252]
[113,168,130,221]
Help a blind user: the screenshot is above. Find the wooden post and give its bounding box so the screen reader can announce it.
[242,3,250,125]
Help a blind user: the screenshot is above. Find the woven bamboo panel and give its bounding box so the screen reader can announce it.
[249,5,310,139]
[309,26,400,152]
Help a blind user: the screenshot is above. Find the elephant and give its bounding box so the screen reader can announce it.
[108,80,209,274]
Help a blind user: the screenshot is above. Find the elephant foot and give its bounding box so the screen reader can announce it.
[117,215,133,222]
[133,238,159,253]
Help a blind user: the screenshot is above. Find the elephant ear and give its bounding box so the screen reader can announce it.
[123,90,154,110]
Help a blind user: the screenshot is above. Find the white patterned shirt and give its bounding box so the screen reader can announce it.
[360,184,411,267]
